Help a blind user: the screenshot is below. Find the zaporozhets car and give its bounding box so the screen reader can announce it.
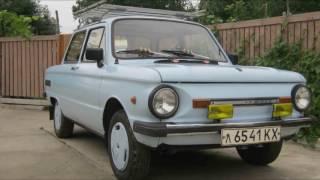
[45,16,313,180]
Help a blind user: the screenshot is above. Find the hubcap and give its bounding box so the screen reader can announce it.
[54,103,62,130]
[110,122,129,171]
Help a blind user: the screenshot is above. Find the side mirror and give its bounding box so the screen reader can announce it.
[227,53,239,65]
[86,48,104,68]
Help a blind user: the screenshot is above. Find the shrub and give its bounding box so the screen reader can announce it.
[0,10,32,37]
[253,40,320,145]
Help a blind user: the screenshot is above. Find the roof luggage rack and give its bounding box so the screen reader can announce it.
[74,0,205,27]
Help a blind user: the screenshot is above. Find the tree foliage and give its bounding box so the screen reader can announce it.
[73,0,193,12]
[200,0,320,24]
[0,0,39,17]
[0,10,32,37]
[31,6,57,35]
[0,0,57,36]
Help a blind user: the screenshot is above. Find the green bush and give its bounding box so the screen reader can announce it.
[250,41,320,145]
[0,10,32,37]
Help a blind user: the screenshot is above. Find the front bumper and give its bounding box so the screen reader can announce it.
[133,117,313,137]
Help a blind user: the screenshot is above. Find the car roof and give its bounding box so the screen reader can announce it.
[75,15,204,32]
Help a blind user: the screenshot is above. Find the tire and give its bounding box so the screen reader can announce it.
[236,141,283,166]
[107,110,151,180]
[53,101,74,138]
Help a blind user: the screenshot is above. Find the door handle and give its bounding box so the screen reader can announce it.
[71,66,79,71]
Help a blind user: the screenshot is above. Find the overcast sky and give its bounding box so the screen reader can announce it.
[40,0,200,33]
[40,0,78,33]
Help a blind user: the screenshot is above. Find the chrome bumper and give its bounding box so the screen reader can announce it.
[133,117,313,137]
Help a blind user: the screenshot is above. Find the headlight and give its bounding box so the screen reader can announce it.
[291,84,312,111]
[149,85,179,119]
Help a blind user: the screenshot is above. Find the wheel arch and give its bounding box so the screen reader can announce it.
[102,97,127,137]
[49,96,59,120]
[50,97,57,106]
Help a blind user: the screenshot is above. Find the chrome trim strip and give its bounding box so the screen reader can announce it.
[166,125,308,136]
[193,97,283,106]
[212,98,279,106]
[163,81,304,84]
[166,117,311,129]
[167,131,219,136]
[133,117,313,137]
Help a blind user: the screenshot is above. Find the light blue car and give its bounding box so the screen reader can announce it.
[45,16,313,180]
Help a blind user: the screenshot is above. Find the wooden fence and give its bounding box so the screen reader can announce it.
[213,11,320,60]
[0,34,71,99]
[2,12,320,100]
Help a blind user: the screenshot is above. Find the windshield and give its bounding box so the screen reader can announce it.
[112,19,228,62]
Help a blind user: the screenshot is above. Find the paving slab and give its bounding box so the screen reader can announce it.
[0,108,112,180]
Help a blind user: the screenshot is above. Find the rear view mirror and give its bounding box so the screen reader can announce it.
[86,48,104,68]
[227,53,239,65]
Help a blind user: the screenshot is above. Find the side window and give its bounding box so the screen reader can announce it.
[83,27,105,62]
[65,31,86,63]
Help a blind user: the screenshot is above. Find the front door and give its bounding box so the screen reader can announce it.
[71,27,106,133]
[58,30,86,121]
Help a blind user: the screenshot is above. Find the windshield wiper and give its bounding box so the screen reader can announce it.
[117,49,173,58]
[161,49,219,62]
[154,59,218,65]
[161,49,194,57]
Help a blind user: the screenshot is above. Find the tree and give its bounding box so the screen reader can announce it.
[199,0,233,22]
[0,0,38,17]
[289,0,320,14]
[73,0,193,12]
[73,0,100,12]
[0,0,57,35]
[31,6,57,35]
[0,10,32,37]
[200,0,320,24]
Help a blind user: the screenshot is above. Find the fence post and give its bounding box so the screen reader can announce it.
[58,34,65,64]
[58,34,71,64]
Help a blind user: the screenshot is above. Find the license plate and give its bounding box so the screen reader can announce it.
[221,126,281,146]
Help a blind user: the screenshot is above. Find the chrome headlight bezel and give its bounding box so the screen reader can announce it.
[148,85,179,119]
[291,84,312,112]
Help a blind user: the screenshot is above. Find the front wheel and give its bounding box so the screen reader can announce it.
[236,141,283,165]
[107,110,151,180]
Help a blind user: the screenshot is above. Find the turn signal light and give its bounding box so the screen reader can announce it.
[208,104,233,120]
[279,97,292,103]
[193,99,210,108]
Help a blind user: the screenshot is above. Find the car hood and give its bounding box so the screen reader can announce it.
[136,64,306,83]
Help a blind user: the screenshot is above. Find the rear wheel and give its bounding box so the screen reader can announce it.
[236,141,283,165]
[108,110,150,180]
[53,101,74,138]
